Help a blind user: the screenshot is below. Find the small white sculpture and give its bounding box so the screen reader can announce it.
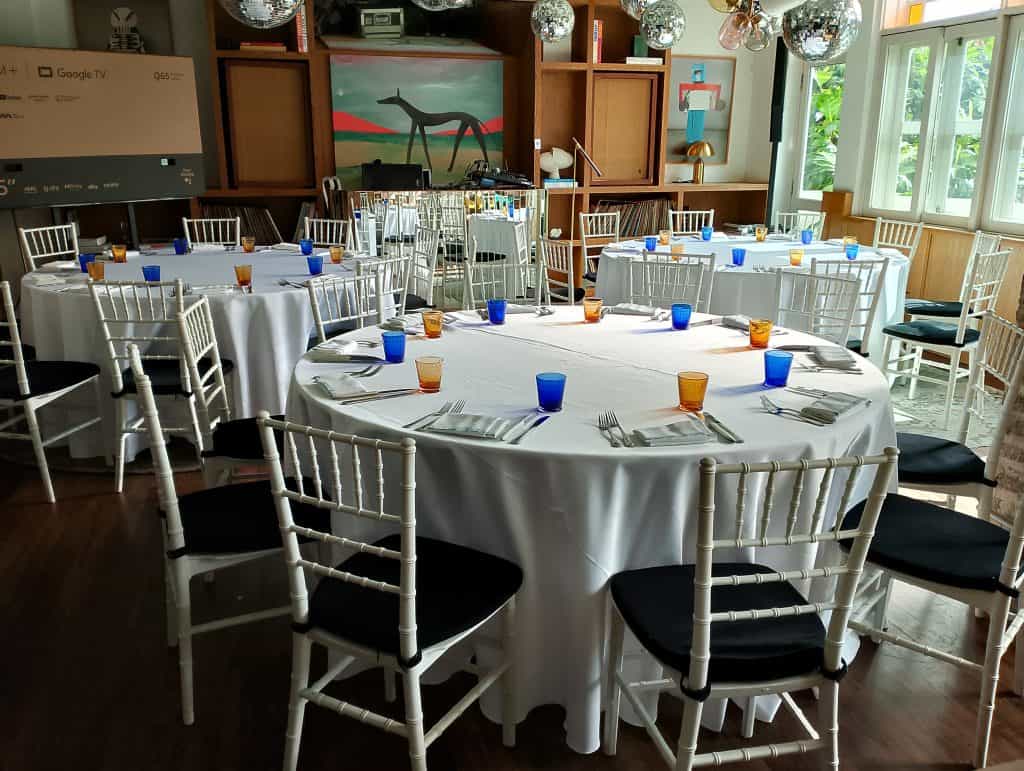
[539,146,573,179]
[108,7,146,53]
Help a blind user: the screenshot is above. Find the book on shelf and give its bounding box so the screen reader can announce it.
[543,178,578,189]
[593,197,671,238]
[592,20,603,64]
[625,56,662,65]
[292,201,316,242]
[199,203,282,246]
[295,6,309,53]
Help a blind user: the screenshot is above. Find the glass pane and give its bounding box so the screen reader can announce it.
[801,63,846,195]
[921,0,999,23]
[993,23,1024,224]
[904,46,929,124]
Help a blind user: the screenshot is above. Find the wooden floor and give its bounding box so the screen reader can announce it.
[4,465,1024,771]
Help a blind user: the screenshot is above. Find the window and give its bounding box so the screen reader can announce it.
[797,63,846,200]
[884,0,1005,30]
[991,15,1024,225]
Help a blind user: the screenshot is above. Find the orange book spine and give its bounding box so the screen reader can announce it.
[592,20,603,64]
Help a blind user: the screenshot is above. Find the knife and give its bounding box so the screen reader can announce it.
[509,415,550,445]
[704,412,743,444]
[337,388,420,405]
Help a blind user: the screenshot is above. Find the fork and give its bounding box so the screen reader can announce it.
[760,395,827,426]
[349,365,382,378]
[796,365,863,375]
[597,412,621,447]
[607,411,635,447]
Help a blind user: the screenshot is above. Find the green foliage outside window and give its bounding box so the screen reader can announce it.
[802,64,845,193]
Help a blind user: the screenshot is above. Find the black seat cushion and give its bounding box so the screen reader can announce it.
[904,299,962,318]
[897,432,985,486]
[308,535,522,655]
[208,415,284,460]
[840,494,1013,593]
[404,294,431,311]
[845,338,867,356]
[177,478,329,556]
[883,320,979,347]
[21,344,36,362]
[610,563,826,683]
[118,357,235,397]
[583,271,598,283]
[0,360,99,401]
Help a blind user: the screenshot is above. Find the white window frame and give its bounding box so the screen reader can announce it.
[983,13,1024,233]
[793,62,846,209]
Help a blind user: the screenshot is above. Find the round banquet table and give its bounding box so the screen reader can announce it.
[20,245,392,460]
[286,306,897,753]
[595,234,911,359]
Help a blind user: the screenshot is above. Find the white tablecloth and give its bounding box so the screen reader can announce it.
[285,307,897,753]
[595,236,910,358]
[20,246,393,459]
[381,204,419,240]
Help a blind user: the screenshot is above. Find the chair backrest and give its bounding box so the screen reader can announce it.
[258,412,419,662]
[774,270,860,346]
[871,217,923,261]
[463,236,512,308]
[958,312,1024,446]
[89,279,187,394]
[18,223,79,272]
[305,217,350,248]
[357,254,410,316]
[0,281,30,397]
[985,343,1024,557]
[539,238,575,305]
[628,252,716,313]
[686,449,898,694]
[182,217,241,249]
[776,211,826,238]
[416,193,440,231]
[408,226,441,307]
[947,250,1012,346]
[438,193,467,245]
[971,230,1002,260]
[176,296,231,452]
[668,208,715,236]
[579,212,619,261]
[307,273,383,344]
[809,257,889,355]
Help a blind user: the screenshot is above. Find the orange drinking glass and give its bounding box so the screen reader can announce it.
[749,318,772,349]
[658,229,671,246]
[86,260,105,280]
[755,225,768,242]
[422,310,444,338]
[843,235,858,246]
[677,371,709,412]
[241,236,256,253]
[789,248,804,267]
[111,244,127,263]
[583,297,603,323]
[234,264,253,290]
[415,356,443,393]
[670,243,686,260]
[329,245,343,264]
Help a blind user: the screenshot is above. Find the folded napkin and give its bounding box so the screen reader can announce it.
[311,373,367,400]
[191,284,243,295]
[811,346,857,370]
[425,413,516,440]
[603,302,663,318]
[39,260,79,272]
[721,314,753,330]
[767,233,795,241]
[191,244,230,253]
[307,345,383,364]
[31,274,69,286]
[380,313,426,332]
[632,415,715,447]
[271,242,303,252]
[802,392,868,424]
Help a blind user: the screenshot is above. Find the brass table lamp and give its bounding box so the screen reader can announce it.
[686,141,714,184]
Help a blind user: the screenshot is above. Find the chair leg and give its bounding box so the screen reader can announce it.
[975,598,1010,769]
[881,336,897,388]
[384,666,397,703]
[741,696,757,739]
[402,667,428,771]
[23,404,55,503]
[908,345,923,399]
[172,562,195,726]
[673,692,705,771]
[870,573,895,644]
[823,680,840,770]
[185,395,204,466]
[114,398,128,494]
[501,595,518,748]
[602,600,625,756]
[942,351,958,429]
[164,561,178,648]
[1014,624,1024,697]
[283,633,312,771]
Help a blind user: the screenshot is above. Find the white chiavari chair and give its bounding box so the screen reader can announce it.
[18,223,80,272]
[416,192,439,232]
[881,249,1011,428]
[905,230,1003,323]
[579,211,620,282]
[182,217,241,250]
[668,208,715,237]
[304,217,351,248]
[628,252,716,313]
[539,238,576,305]
[405,226,441,310]
[438,192,468,303]
[604,449,899,771]
[357,253,410,317]
[463,236,515,309]
[775,210,827,239]
[846,359,1024,768]
[89,279,214,493]
[872,217,924,262]
[896,312,1024,507]
[127,346,329,725]
[809,256,890,357]
[257,413,522,771]
[773,270,860,346]
[0,281,101,502]
[307,273,384,345]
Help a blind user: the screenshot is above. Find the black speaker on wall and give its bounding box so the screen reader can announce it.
[766,41,790,222]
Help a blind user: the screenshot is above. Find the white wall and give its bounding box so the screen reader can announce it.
[0,0,77,48]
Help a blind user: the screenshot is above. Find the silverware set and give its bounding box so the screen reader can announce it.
[597,411,634,447]
[795,364,862,375]
[277,279,306,289]
[759,394,829,426]
[348,365,382,378]
[703,412,743,443]
[403,400,466,430]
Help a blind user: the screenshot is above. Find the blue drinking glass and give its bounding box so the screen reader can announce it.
[307,255,324,275]
[536,372,567,413]
[300,238,314,256]
[764,350,794,387]
[486,298,507,324]
[508,201,515,219]
[701,226,713,241]
[173,238,188,255]
[845,243,860,260]
[731,248,746,266]
[671,303,692,330]
[381,330,406,363]
[644,236,658,251]
[801,229,814,245]
[142,265,161,282]
[78,253,96,272]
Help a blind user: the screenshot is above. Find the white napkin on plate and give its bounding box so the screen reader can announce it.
[425,413,515,440]
[632,414,715,447]
[810,346,857,370]
[271,242,303,252]
[803,392,869,424]
[311,373,367,400]
[380,313,427,332]
[307,341,382,364]
[191,284,243,295]
[39,260,79,272]
[604,302,662,317]
[191,244,230,253]
[31,274,70,286]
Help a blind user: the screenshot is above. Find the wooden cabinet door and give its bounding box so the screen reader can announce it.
[591,73,657,185]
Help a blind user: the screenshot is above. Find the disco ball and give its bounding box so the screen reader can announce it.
[782,0,862,63]
[640,0,685,50]
[412,0,471,11]
[531,0,575,43]
[217,0,304,29]
[622,0,657,21]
